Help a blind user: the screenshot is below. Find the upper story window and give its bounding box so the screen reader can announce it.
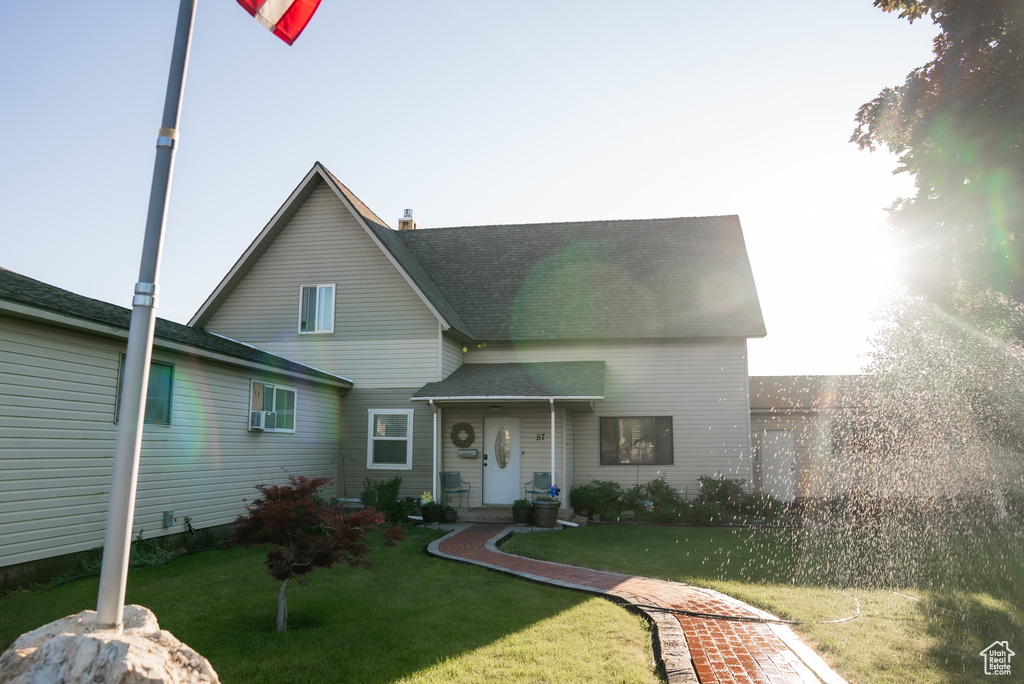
[599,416,673,465]
[298,284,335,334]
[250,381,297,432]
[367,409,414,470]
[116,355,173,425]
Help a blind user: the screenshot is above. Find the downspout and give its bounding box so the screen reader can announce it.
[561,409,568,511]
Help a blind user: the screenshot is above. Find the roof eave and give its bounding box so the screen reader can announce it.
[2,298,352,389]
[411,395,604,402]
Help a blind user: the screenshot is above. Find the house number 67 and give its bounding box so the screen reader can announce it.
[536,433,546,441]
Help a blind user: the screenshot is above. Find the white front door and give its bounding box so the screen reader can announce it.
[759,429,796,502]
[483,417,521,505]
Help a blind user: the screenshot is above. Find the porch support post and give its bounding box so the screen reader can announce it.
[550,399,556,489]
[430,400,439,500]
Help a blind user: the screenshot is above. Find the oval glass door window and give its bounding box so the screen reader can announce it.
[494,426,511,469]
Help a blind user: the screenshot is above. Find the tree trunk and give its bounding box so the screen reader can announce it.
[277,578,289,632]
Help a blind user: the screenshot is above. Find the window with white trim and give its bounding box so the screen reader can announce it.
[367,409,414,470]
[249,381,297,432]
[298,284,335,333]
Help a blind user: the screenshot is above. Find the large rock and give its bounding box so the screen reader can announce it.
[0,604,219,683]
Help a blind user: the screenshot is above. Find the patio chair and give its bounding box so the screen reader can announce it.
[523,471,552,501]
[440,471,472,510]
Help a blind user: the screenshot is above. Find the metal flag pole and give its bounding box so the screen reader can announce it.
[96,0,197,629]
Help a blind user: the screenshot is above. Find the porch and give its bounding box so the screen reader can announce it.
[411,361,606,509]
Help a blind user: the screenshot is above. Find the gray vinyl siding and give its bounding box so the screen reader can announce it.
[335,388,434,502]
[0,314,341,570]
[203,183,441,388]
[440,334,464,380]
[464,339,753,498]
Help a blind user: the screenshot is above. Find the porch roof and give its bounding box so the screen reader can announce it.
[411,361,605,408]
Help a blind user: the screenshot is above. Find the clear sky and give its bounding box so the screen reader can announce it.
[0,2,938,376]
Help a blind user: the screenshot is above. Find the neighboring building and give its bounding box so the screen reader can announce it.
[748,375,873,502]
[0,267,352,587]
[190,162,767,509]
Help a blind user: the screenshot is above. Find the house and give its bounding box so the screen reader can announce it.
[0,267,352,588]
[190,162,767,510]
[0,160,770,585]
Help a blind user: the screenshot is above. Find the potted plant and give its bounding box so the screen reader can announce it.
[442,504,457,523]
[512,498,533,526]
[419,491,442,524]
[531,485,561,528]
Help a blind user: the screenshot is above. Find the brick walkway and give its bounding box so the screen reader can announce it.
[427,523,846,684]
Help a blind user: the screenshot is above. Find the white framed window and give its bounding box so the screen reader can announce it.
[298,284,335,334]
[249,381,297,433]
[367,409,414,470]
[116,355,174,426]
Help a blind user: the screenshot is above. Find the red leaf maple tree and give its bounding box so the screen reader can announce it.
[230,475,404,631]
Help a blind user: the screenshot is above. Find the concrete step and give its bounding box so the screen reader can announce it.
[458,506,514,524]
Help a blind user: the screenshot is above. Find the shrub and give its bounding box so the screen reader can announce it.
[696,476,747,510]
[569,480,624,518]
[80,530,174,574]
[623,476,684,523]
[738,492,786,523]
[685,501,726,526]
[360,476,407,523]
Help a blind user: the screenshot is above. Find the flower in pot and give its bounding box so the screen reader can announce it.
[419,491,442,524]
[442,504,457,523]
[512,498,533,526]
[531,485,561,528]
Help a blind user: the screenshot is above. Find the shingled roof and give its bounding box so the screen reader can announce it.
[318,166,764,341]
[393,216,765,341]
[412,361,606,401]
[749,375,873,411]
[193,163,765,342]
[0,267,351,387]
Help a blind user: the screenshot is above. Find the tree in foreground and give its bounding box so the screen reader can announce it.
[230,475,404,632]
[852,0,1024,314]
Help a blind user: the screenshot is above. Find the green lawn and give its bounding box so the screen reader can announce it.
[502,520,1024,684]
[0,527,661,684]
[5,519,1020,683]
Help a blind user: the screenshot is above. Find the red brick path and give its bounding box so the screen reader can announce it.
[430,524,845,684]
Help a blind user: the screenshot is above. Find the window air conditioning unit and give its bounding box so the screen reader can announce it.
[250,411,267,430]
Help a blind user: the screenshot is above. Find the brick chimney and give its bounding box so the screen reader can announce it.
[398,208,416,231]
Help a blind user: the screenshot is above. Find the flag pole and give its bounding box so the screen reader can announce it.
[96,0,197,630]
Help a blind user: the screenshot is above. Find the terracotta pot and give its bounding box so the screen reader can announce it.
[442,508,457,523]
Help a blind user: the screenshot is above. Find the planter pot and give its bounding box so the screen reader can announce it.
[512,506,533,526]
[532,501,560,528]
[442,509,457,523]
[421,506,443,524]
